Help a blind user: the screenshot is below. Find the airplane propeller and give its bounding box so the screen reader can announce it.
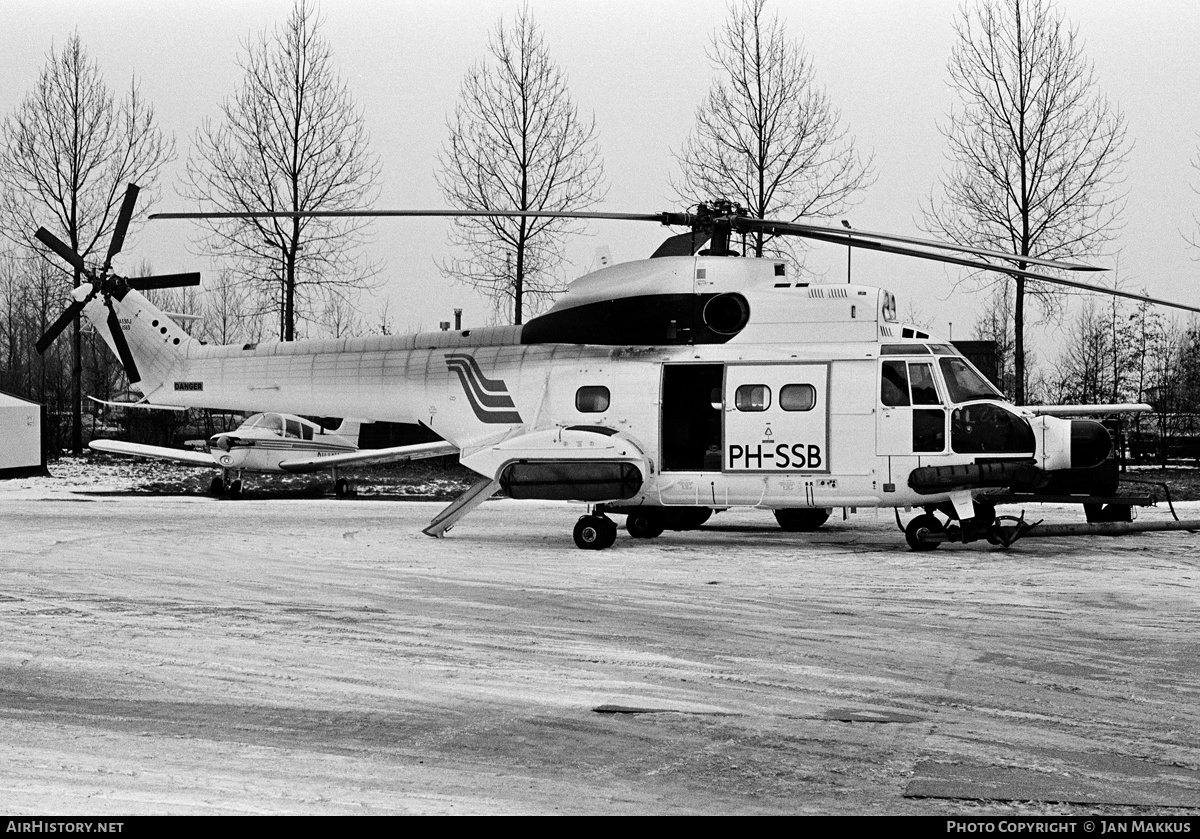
[35,184,202,384]
[151,198,1200,316]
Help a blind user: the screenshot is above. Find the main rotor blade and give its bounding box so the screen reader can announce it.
[105,183,140,270]
[127,271,201,290]
[35,299,87,355]
[34,228,88,274]
[106,301,140,384]
[738,217,1104,272]
[789,227,1200,314]
[151,208,671,223]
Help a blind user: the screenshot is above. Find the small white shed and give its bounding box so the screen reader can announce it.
[0,391,44,478]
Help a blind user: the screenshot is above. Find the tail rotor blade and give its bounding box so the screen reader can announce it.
[34,228,88,275]
[127,271,201,291]
[105,184,140,270]
[106,301,140,384]
[35,299,87,355]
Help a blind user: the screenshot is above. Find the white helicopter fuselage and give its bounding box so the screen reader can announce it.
[88,254,1090,520]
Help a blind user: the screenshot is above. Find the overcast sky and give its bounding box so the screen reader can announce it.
[2,0,1199,347]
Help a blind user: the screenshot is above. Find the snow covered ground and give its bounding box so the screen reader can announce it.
[1,463,1198,815]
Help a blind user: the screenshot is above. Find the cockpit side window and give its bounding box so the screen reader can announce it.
[285,418,302,439]
[939,357,1003,402]
[261,414,284,433]
[909,362,942,405]
[881,361,910,406]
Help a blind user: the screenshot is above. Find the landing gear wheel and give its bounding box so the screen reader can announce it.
[209,476,225,497]
[774,508,830,531]
[335,478,356,498]
[626,511,665,539]
[574,515,617,550]
[228,479,244,499]
[904,513,943,551]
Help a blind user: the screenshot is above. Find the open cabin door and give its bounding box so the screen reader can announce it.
[723,363,830,473]
[660,364,725,472]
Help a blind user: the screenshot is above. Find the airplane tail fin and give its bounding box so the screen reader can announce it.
[83,289,198,396]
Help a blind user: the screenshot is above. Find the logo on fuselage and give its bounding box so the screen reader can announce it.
[445,353,522,424]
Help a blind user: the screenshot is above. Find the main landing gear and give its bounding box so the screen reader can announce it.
[901,497,1034,550]
[209,472,243,499]
[573,514,618,550]
[574,506,715,549]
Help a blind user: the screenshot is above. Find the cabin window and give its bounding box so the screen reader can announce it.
[285,418,302,439]
[780,383,816,411]
[301,425,313,441]
[261,414,284,433]
[881,361,910,406]
[735,384,771,411]
[576,385,610,413]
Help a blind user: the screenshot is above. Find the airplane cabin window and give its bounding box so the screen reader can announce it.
[735,384,771,411]
[262,414,284,433]
[286,419,302,438]
[881,361,910,406]
[780,383,816,411]
[576,385,610,413]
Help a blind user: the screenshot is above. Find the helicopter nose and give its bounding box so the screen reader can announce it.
[1070,419,1112,469]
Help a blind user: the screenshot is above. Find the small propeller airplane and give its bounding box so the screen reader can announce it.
[89,411,455,498]
[31,185,1200,549]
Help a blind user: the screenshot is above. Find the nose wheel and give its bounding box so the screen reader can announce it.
[573,515,617,550]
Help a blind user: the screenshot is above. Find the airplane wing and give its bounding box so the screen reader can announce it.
[1025,403,1152,416]
[279,441,459,474]
[89,439,218,467]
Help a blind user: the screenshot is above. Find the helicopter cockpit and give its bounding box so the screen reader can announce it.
[880,344,1035,455]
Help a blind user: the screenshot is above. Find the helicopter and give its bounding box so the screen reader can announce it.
[32,186,1200,550]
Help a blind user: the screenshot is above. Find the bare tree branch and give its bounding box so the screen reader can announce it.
[675,0,873,264]
[436,5,606,325]
[0,31,174,451]
[924,0,1128,404]
[183,0,381,341]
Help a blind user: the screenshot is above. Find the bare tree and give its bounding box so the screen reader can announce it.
[0,32,173,451]
[924,0,1128,404]
[184,0,380,342]
[676,0,873,261]
[199,266,264,347]
[437,5,605,325]
[971,286,1018,397]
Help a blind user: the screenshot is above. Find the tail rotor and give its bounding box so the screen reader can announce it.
[34,183,200,384]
